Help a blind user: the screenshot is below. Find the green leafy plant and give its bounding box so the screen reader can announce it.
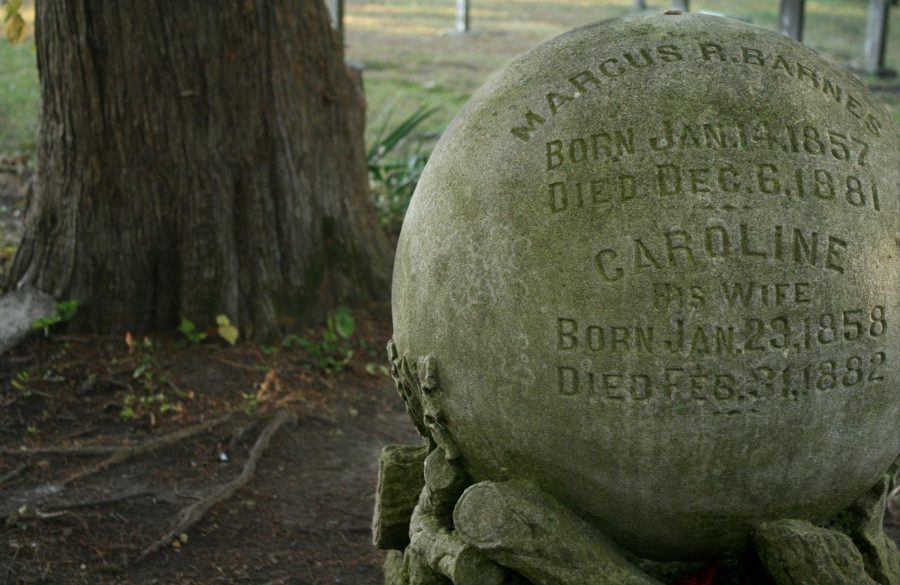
[279,306,358,373]
[241,392,260,414]
[120,391,178,421]
[121,354,180,421]
[10,370,29,392]
[368,105,438,235]
[365,362,390,377]
[132,354,156,381]
[32,299,81,336]
[177,317,207,344]
[326,305,355,341]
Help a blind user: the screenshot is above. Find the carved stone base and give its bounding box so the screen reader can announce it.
[378,342,899,584]
[373,444,900,585]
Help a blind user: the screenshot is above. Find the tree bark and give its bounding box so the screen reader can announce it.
[8,0,393,340]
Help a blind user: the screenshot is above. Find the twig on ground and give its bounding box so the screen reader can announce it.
[4,489,164,528]
[40,489,162,512]
[209,354,264,372]
[136,409,296,563]
[0,463,27,487]
[33,509,69,520]
[2,444,120,456]
[3,543,20,584]
[2,414,230,465]
[1,416,232,523]
[62,414,232,486]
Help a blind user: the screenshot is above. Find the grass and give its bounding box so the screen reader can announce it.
[0,36,37,155]
[0,2,37,155]
[1,0,898,158]
[345,0,900,137]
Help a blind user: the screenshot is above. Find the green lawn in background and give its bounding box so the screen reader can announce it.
[0,35,38,155]
[0,0,898,159]
[346,0,900,140]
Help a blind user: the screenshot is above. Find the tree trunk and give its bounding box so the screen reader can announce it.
[8,0,393,340]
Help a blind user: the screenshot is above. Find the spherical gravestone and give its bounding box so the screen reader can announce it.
[391,12,899,560]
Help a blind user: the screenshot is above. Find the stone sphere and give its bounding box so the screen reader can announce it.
[392,13,899,559]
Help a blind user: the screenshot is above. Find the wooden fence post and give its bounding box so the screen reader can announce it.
[328,0,344,44]
[779,0,805,41]
[864,0,892,75]
[456,0,470,33]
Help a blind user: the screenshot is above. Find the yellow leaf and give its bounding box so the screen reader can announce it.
[216,314,239,346]
[5,13,24,43]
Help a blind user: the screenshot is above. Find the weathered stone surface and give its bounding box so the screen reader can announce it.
[407,548,452,585]
[454,480,663,585]
[408,488,506,585]
[423,447,469,520]
[384,549,409,585]
[827,467,900,585]
[373,443,429,550]
[0,288,56,355]
[754,519,879,585]
[391,11,900,559]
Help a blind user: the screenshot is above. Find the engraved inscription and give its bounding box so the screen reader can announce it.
[593,222,849,282]
[651,281,814,310]
[647,121,870,165]
[697,44,883,136]
[545,130,636,169]
[511,42,886,140]
[546,122,871,171]
[556,305,886,356]
[547,163,883,214]
[555,351,889,407]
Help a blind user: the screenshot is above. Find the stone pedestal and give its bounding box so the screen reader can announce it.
[374,433,900,585]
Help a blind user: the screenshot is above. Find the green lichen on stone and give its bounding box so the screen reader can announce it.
[754,519,880,585]
[453,480,663,585]
[826,465,900,585]
[392,11,900,560]
[384,549,409,585]
[373,443,429,551]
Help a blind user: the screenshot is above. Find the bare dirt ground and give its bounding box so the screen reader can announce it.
[0,302,420,585]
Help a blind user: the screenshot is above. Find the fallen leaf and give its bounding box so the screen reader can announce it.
[216,314,239,346]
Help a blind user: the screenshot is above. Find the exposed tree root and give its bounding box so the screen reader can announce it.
[39,488,164,512]
[2,444,121,456]
[0,463,27,487]
[61,414,232,486]
[136,409,296,563]
[1,415,234,524]
[1,415,232,463]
